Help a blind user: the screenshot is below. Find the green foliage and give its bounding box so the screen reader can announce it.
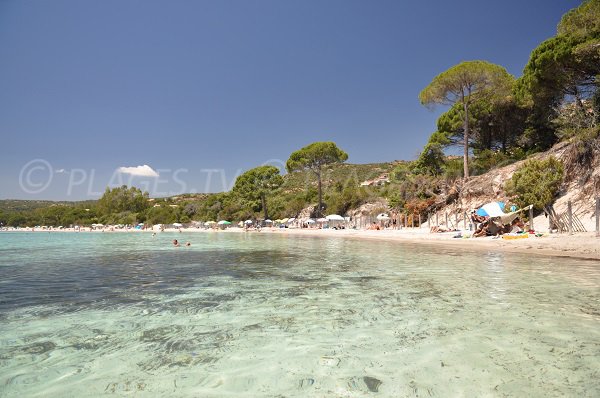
[97,185,149,216]
[518,0,600,149]
[232,165,283,219]
[7,212,27,227]
[387,168,442,215]
[325,186,370,215]
[390,163,414,182]
[268,195,306,218]
[505,157,564,211]
[435,106,465,142]
[470,149,526,176]
[0,203,98,227]
[412,143,446,176]
[442,158,464,181]
[420,60,515,178]
[427,131,453,147]
[554,101,599,142]
[286,141,349,174]
[286,141,348,217]
[183,203,198,218]
[386,191,405,210]
[419,60,513,107]
[273,161,393,218]
[433,83,526,157]
[145,205,179,225]
[558,0,600,38]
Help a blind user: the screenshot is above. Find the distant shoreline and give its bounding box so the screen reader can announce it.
[2,226,600,261]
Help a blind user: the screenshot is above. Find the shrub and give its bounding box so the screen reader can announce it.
[442,158,464,181]
[505,157,564,210]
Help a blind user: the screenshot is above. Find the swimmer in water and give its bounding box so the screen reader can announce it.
[185,242,191,246]
[172,239,180,247]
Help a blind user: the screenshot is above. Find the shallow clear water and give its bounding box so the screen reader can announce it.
[0,231,599,397]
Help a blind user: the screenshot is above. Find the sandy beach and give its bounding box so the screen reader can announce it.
[254,227,600,261]
[5,226,599,261]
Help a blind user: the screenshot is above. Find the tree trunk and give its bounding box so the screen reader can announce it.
[261,193,268,220]
[317,169,323,218]
[462,100,470,179]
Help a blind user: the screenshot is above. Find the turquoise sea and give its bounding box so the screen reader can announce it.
[0,232,599,397]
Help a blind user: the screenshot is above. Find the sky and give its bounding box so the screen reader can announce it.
[0,0,582,200]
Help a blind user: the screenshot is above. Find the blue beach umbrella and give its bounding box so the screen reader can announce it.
[476,202,506,217]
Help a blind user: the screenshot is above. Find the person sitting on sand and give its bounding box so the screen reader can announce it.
[473,220,491,237]
[508,217,525,234]
[473,218,503,237]
[470,211,487,228]
[173,239,180,247]
[367,222,380,230]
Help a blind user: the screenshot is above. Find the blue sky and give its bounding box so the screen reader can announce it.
[0,0,581,200]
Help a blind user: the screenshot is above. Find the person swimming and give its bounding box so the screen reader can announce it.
[172,239,180,247]
[185,242,191,246]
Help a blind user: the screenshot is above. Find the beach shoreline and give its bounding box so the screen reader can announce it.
[3,226,600,261]
[249,227,600,261]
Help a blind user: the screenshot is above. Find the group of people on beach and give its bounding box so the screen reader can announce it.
[471,213,525,237]
[429,212,526,237]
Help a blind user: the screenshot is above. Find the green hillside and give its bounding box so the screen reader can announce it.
[0,199,96,213]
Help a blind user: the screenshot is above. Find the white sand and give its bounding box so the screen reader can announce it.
[230,227,600,261]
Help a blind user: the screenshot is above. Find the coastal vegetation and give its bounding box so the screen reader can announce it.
[285,141,349,218]
[419,60,515,178]
[505,157,564,211]
[232,166,284,220]
[1,1,598,228]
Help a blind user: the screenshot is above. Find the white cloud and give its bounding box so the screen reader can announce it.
[116,165,159,177]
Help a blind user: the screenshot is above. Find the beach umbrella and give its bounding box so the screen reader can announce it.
[280,218,289,223]
[287,217,296,223]
[204,221,216,226]
[138,223,144,226]
[245,220,253,224]
[476,202,506,217]
[306,218,316,224]
[325,214,344,221]
[264,219,273,224]
[316,218,327,223]
[376,213,390,221]
[217,220,231,225]
[173,223,183,227]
